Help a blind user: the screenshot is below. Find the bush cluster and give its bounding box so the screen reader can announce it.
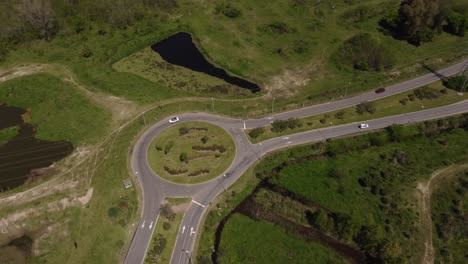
[188,169,210,177]
[163,166,187,175]
[335,33,395,71]
[248,127,265,139]
[192,144,226,153]
[355,102,376,115]
[271,118,302,133]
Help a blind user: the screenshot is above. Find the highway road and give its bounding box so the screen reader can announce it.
[124,60,468,264]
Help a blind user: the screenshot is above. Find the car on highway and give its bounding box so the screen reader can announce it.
[375,87,386,94]
[169,117,180,123]
[359,123,369,129]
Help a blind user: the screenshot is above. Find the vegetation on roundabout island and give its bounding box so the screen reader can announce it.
[147,122,236,184]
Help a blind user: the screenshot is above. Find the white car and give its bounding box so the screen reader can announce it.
[359,123,369,129]
[168,117,180,123]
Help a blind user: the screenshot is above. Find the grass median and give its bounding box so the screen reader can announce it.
[147,122,235,184]
[145,198,191,264]
[247,82,468,143]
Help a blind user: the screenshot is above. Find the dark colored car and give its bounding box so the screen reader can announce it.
[375,87,386,94]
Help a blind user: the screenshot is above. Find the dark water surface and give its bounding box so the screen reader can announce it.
[0,104,73,191]
[151,32,261,92]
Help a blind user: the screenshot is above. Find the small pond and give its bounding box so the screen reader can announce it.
[151,32,261,93]
[0,104,73,191]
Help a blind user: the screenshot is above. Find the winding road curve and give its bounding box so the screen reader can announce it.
[124,60,468,264]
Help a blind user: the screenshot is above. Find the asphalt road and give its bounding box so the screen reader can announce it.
[124,60,468,264]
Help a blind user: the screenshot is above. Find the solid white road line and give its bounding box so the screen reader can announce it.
[192,200,206,208]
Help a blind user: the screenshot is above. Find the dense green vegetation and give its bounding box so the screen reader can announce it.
[431,169,468,263]
[148,122,235,184]
[0,74,111,144]
[268,117,468,262]
[198,114,468,264]
[218,214,347,264]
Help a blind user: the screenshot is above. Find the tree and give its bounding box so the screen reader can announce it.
[15,0,58,40]
[397,0,444,45]
[446,12,466,36]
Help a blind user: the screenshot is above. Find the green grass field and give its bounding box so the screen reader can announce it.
[248,82,468,142]
[148,121,235,184]
[145,198,190,264]
[218,213,347,264]
[0,74,111,144]
[270,127,468,261]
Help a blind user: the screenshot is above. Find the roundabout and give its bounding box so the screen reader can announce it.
[124,61,468,264]
[147,121,236,184]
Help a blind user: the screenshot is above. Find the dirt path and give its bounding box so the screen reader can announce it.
[0,64,141,127]
[416,164,468,264]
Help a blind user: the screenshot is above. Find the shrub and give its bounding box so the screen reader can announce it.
[192,144,226,153]
[335,33,394,71]
[154,145,162,151]
[399,98,409,105]
[81,46,93,58]
[356,102,376,115]
[201,135,209,144]
[179,127,189,136]
[407,94,416,101]
[179,152,188,163]
[413,87,440,100]
[107,207,120,218]
[160,204,175,221]
[164,141,174,154]
[215,3,242,18]
[319,118,327,124]
[335,111,345,120]
[249,127,265,139]
[263,22,292,34]
[163,166,188,175]
[271,118,302,133]
[163,222,171,230]
[188,169,210,176]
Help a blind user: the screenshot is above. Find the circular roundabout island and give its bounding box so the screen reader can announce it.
[147,121,236,184]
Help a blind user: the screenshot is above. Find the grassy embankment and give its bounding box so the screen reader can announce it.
[247,81,467,142]
[196,115,468,263]
[145,198,191,264]
[431,167,468,263]
[219,213,348,264]
[147,122,235,184]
